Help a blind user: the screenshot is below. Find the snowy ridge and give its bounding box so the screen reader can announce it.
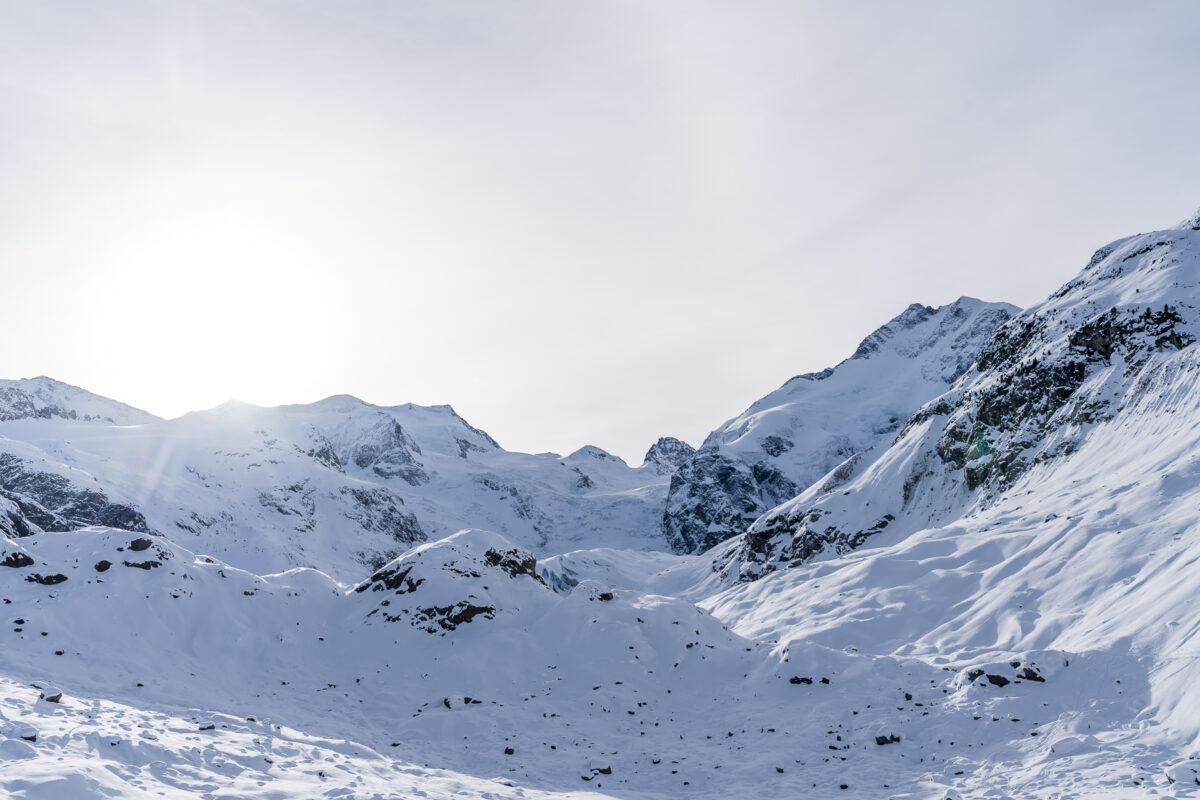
[0,395,680,580]
[0,377,159,425]
[662,297,1016,553]
[721,214,1200,581]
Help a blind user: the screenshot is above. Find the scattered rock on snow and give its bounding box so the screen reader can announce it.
[0,552,33,569]
[24,573,67,586]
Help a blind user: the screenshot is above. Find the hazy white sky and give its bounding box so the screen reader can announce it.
[3,1,1200,462]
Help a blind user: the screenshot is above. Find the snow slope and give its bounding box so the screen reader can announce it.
[3,525,1177,800]
[663,298,1016,553]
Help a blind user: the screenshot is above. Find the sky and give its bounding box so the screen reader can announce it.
[2,1,1200,463]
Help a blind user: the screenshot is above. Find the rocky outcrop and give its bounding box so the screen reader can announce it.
[642,437,696,475]
[25,573,68,585]
[355,530,549,635]
[339,487,426,563]
[347,417,430,486]
[0,454,151,536]
[1,550,34,568]
[663,452,796,554]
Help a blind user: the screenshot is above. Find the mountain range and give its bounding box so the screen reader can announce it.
[5,208,1200,798]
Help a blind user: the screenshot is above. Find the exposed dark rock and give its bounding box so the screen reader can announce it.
[24,573,67,585]
[351,418,429,486]
[0,454,151,534]
[305,430,344,471]
[122,560,161,570]
[1018,666,1045,683]
[0,552,34,568]
[0,508,36,538]
[128,537,153,552]
[875,734,900,745]
[455,437,487,459]
[737,512,895,578]
[950,302,1193,492]
[355,563,424,595]
[340,486,426,553]
[410,601,495,633]
[94,560,112,572]
[571,467,594,490]
[642,437,696,475]
[257,482,317,531]
[663,452,787,553]
[760,435,793,458]
[0,380,154,424]
[985,674,1010,687]
[483,547,543,582]
[789,676,813,685]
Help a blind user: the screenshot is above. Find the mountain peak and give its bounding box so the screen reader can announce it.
[564,445,628,466]
[0,377,160,426]
[849,297,1018,362]
[642,436,696,474]
[1178,206,1200,231]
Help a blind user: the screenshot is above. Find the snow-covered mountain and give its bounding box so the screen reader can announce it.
[663,297,1016,552]
[717,208,1200,583]
[0,376,159,425]
[12,208,1200,798]
[0,386,682,580]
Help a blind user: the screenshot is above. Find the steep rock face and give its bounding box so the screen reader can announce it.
[0,377,159,425]
[0,454,151,536]
[663,297,1017,554]
[641,437,696,475]
[719,210,1200,581]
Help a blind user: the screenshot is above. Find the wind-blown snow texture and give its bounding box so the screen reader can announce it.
[8,209,1200,798]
